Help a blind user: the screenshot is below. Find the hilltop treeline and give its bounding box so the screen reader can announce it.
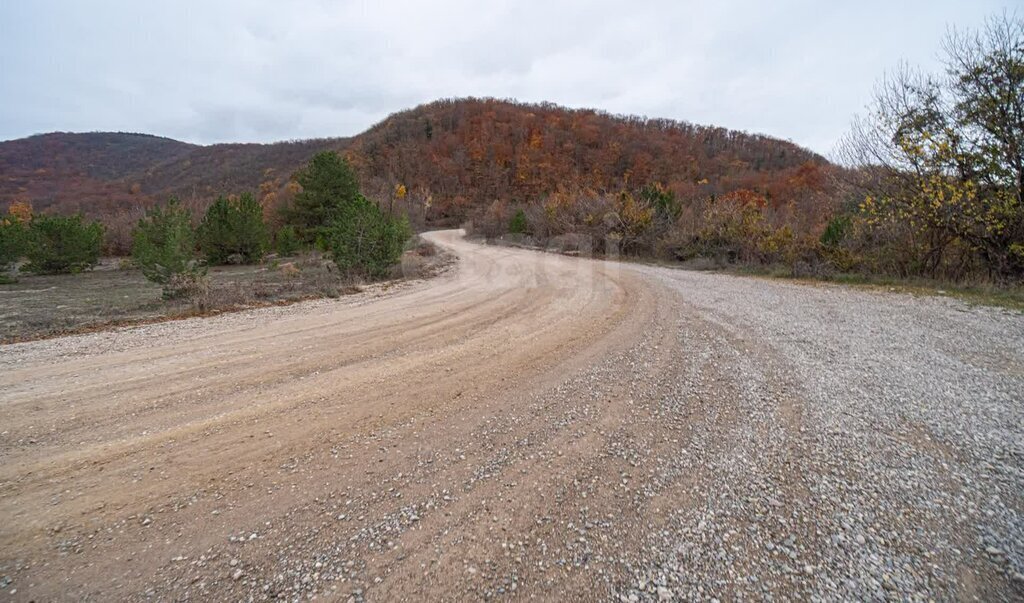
[348,98,825,222]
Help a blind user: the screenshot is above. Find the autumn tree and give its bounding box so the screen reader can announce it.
[8,200,33,223]
[840,13,1024,280]
[391,183,407,215]
[258,178,282,226]
[0,204,31,282]
[609,191,654,254]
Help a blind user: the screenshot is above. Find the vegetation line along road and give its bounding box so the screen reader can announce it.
[0,231,1021,601]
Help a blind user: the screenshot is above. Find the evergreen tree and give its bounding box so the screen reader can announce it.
[133,199,206,297]
[232,192,269,262]
[198,196,234,264]
[25,214,103,274]
[286,151,360,244]
[274,224,301,256]
[327,195,411,279]
[198,193,268,264]
[509,209,528,234]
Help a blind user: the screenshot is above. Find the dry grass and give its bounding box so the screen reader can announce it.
[397,238,455,279]
[0,243,456,343]
[0,254,344,342]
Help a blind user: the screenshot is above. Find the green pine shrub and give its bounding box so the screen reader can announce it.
[327,195,411,279]
[132,199,207,298]
[275,224,301,256]
[198,193,268,264]
[25,214,103,274]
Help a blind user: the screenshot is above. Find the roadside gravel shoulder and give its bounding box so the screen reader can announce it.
[627,264,1024,600]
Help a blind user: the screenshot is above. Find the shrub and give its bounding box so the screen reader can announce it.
[0,215,29,282]
[24,214,103,274]
[820,215,851,249]
[695,191,771,262]
[471,199,511,239]
[275,224,301,256]
[640,183,681,223]
[326,195,411,279]
[132,199,207,298]
[611,192,655,255]
[98,207,145,256]
[198,193,268,264]
[167,271,210,306]
[509,209,528,234]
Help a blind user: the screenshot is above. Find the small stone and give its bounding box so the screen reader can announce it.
[231,569,243,581]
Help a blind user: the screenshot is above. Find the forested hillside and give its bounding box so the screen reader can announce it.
[0,132,196,212]
[348,98,827,222]
[0,97,828,227]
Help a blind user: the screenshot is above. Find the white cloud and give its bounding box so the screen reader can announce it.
[0,0,1012,154]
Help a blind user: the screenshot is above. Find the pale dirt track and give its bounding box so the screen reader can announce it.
[1,230,1022,602]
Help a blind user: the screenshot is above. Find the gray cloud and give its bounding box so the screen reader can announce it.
[0,0,1012,155]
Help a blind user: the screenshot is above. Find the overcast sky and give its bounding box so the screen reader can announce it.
[0,0,1013,156]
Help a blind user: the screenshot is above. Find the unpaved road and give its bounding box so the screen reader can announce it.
[1,230,1022,601]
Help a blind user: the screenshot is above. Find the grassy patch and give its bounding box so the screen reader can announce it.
[727,265,1024,312]
[0,255,342,342]
[1,242,455,343]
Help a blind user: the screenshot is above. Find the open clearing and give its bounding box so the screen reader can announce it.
[1,230,1021,601]
[0,258,342,343]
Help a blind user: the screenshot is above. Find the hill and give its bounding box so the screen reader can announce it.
[350,99,827,223]
[0,98,830,228]
[0,132,196,213]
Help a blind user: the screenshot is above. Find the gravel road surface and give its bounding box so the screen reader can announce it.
[1,230,1021,601]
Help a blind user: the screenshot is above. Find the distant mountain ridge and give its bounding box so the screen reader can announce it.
[0,98,826,222]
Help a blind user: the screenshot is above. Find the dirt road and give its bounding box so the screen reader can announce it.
[1,230,1022,601]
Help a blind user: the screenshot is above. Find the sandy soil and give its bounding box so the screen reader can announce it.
[0,230,1021,601]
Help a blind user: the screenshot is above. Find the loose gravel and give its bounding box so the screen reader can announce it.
[0,232,1020,601]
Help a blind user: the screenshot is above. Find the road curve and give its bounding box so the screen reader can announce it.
[0,230,1021,601]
